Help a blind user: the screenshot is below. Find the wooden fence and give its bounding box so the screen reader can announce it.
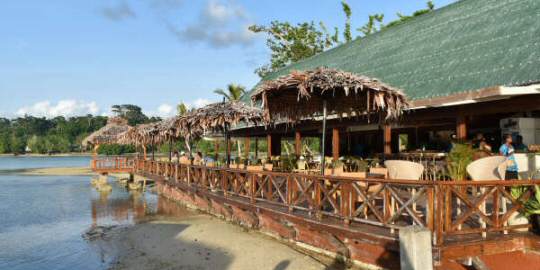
[93,158,539,245]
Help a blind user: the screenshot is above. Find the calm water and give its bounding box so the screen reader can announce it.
[0,157,162,270]
[0,156,92,170]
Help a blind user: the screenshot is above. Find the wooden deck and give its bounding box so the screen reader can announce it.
[92,157,540,268]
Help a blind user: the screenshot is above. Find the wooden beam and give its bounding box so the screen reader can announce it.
[384,125,392,155]
[295,131,302,157]
[332,128,340,162]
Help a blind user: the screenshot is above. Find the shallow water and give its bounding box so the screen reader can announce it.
[0,156,92,170]
[0,158,162,270]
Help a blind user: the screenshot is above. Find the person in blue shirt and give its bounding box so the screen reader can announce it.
[499,134,518,180]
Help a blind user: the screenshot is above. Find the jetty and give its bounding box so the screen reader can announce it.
[87,0,540,268]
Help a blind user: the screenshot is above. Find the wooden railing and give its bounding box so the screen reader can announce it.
[133,159,539,245]
[91,156,135,173]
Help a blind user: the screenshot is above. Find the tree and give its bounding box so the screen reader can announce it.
[358,14,384,36]
[249,21,339,78]
[111,104,149,125]
[341,1,353,42]
[177,102,188,116]
[251,1,436,77]
[213,84,246,101]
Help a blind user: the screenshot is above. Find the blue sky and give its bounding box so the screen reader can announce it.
[0,0,454,119]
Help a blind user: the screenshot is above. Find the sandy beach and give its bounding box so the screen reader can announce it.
[97,214,333,270]
[0,167,94,176]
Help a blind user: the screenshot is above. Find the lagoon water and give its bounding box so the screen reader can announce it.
[0,157,158,270]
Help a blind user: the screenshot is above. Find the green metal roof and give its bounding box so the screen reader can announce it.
[245,0,540,103]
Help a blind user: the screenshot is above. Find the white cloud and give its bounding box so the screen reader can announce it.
[191,98,211,108]
[167,0,255,48]
[158,104,174,116]
[16,100,101,118]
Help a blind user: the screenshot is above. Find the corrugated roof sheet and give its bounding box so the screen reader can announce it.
[245,0,540,102]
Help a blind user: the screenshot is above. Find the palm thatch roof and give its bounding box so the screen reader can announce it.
[244,0,540,108]
[185,101,263,133]
[252,67,408,123]
[118,122,159,146]
[82,117,130,147]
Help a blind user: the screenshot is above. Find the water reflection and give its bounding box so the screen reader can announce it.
[89,179,190,228]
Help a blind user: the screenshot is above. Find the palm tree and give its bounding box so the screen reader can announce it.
[214,84,247,161]
[177,102,188,116]
[213,84,246,101]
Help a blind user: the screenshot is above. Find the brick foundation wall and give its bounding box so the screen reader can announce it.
[156,181,400,269]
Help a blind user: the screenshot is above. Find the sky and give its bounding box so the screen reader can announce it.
[0,0,454,119]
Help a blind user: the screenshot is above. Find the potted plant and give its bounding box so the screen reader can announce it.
[513,185,540,232]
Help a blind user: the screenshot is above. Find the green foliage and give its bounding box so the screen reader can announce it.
[251,1,436,78]
[512,185,540,217]
[0,115,107,154]
[383,1,435,29]
[177,102,188,116]
[358,14,384,36]
[341,1,353,42]
[111,104,149,126]
[249,21,339,77]
[446,143,474,180]
[97,144,136,156]
[213,84,246,101]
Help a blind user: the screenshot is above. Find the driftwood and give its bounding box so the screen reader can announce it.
[252,67,409,123]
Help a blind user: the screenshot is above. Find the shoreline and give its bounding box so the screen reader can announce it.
[0,167,94,176]
[96,213,328,270]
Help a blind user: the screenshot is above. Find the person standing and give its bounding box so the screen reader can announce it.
[499,134,518,180]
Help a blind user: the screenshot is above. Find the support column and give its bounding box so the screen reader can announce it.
[244,136,250,160]
[384,124,392,155]
[214,140,220,162]
[295,131,302,158]
[267,134,272,160]
[456,115,468,142]
[332,128,340,162]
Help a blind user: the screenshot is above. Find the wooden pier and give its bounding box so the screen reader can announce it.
[92,157,540,269]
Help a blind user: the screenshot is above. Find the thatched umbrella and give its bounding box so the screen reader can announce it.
[82,117,130,156]
[252,67,408,174]
[118,123,159,160]
[156,117,182,161]
[183,101,262,166]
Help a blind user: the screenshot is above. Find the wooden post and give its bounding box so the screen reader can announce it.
[214,140,220,163]
[456,115,468,142]
[255,138,259,160]
[267,134,272,160]
[244,136,250,160]
[384,124,392,155]
[142,145,147,160]
[332,128,340,162]
[295,131,302,158]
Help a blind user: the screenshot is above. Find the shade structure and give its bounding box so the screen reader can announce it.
[117,122,160,159]
[82,117,130,148]
[252,67,408,123]
[252,67,409,174]
[182,101,263,166]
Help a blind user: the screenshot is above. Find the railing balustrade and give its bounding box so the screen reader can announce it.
[117,158,540,245]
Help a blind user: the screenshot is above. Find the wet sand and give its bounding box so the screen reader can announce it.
[0,167,94,176]
[99,214,329,270]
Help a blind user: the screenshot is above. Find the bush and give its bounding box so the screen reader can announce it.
[97,144,136,155]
